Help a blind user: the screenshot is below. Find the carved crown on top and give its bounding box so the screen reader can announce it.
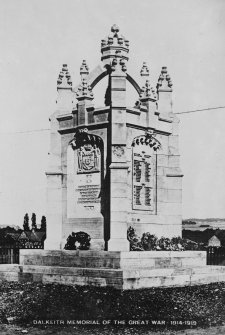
[140,80,157,101]
[57,64,72,90]
[101,24,129,50]
[101,25,129,68]
[75,78,94,101]
[157,66,173,92]
[140,62,150,77]
[80,60,89,78]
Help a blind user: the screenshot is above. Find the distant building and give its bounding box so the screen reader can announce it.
[208,235,221,247]
[3,231,46,249]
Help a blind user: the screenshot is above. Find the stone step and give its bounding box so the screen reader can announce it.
[20,250,206,269]
[2,264,225,277]
[1,264,225,290]
[123,272,225,289]
[1,251,223,290]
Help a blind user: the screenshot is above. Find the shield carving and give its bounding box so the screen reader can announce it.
[77,144,100,173]
[83,151,95,171]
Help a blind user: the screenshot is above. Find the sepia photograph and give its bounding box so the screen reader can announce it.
[0,0,225,334]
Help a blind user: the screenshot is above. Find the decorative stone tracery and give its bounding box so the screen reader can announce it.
[132,132,161,151]
[70,128,103,150]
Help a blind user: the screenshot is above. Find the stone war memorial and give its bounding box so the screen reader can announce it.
[46,24,183,251]
[2,25,225,289]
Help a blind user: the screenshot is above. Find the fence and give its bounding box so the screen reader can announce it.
[207,246,225,265]
[17,241,44,249]
[0,247,19,264]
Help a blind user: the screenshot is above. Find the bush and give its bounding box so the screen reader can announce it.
[127,226,203,251]
[141,232,158,251]
[157,236,176,251]
[180,238,204,251]
[64,231,91,250]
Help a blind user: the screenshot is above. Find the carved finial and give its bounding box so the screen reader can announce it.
[80,60,89,79]
[140,79,157,101]
[120,58,127,72]
[157,66,173,91]
[111,24,120,35]
[57,64,72,90]
[75,78,94,101]
[140,62,149,77]
[101,25,129,68]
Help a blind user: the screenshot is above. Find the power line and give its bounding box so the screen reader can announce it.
[0,105,225,134]
[0,128,50,135]
[175,106,225,115]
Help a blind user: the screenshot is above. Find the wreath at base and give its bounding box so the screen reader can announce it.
[64,231,91,250]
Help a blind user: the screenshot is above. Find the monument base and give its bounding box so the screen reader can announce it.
[90,238,105,250]
[108,238,130,251]
[1,250,225,290]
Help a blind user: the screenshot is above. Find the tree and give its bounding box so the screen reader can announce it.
[23,213,30,231]
[40,216,46,232]
[31,213,37,231]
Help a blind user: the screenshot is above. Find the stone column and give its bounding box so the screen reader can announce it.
[107,59,129,251]
[157,66,183,237]
[157,67,173,117]
[45,65,73,250]
[45,172,63,249]
[100,24,130,250]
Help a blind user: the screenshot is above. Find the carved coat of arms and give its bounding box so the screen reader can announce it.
[77,144,100,173]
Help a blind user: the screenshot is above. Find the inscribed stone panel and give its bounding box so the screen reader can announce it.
[67,143,102,217]
[132,143,156,212]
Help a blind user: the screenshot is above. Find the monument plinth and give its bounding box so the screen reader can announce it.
[45,25,183,251]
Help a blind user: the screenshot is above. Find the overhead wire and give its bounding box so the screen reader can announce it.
[175,106,225,115]
[0,106,225,134]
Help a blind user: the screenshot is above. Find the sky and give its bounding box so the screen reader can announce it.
[0,0,225,227]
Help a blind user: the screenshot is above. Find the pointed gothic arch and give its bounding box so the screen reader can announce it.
[88,66,142,97]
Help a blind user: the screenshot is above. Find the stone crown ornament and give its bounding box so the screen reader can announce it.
[80,60,89,79]
[75,78,94,100]
[140,79,157,101]
[101,24,129,68]
[57,64,72,90]
[140,62,150,77]
[157,66,173,92]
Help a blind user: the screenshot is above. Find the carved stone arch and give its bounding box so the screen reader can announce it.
[69,128,104,151]
[88,66,142,97]
[89,70,108,90]
[126,73,142,95]
[131,132,159,212]
[132,132,161,151]
[67,128,104,219]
